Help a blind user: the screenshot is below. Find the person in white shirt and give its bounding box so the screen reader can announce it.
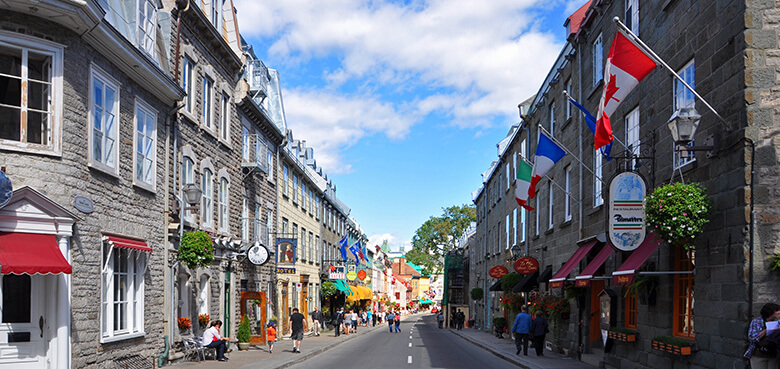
[201,320,231,362]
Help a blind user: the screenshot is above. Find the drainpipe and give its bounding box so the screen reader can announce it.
[746,138,755,317]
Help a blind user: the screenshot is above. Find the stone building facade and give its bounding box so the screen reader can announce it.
[472,1,773,368]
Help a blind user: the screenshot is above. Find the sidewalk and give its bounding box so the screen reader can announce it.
[448,327,598,369]
[171,321,386,369]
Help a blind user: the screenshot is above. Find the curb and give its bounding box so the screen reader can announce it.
[449,329,532,369]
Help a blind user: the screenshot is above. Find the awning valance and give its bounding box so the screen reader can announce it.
[537,265,553,283]
[613,233,661,285]
[106,235,152,253]
[489,280,503,292]
[513,269,539,293]
[549,240,599,288]
[346,285,372,302]
[574,243,614,287]
[0,232,72,275]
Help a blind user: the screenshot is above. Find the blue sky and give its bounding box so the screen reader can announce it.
[234,0,586,251]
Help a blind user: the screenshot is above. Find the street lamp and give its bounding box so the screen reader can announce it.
[667,107,718,158]
[182,183,202,207]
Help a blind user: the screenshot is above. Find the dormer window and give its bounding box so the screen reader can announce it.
[137,0,157,59]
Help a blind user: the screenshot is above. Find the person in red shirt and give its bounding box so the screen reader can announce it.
[266,322,276,354]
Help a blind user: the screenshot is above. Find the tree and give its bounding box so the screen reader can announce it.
[405,204,476,275]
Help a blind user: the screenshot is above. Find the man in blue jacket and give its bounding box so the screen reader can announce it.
[511,305,532,355]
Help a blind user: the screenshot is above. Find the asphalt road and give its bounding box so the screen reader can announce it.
[287,314,517,369]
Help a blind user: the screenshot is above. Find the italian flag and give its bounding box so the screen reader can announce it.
[515,160,534,211]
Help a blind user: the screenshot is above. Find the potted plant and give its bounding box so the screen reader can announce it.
[492,317,508,338]
[237,315,251,350]
[178,231,215,269]
[651,335,693,355]
[198,313,210,329]
[177,317,191,335]
[608,327,639,342]
[470,287,484,301]
[644,182,711,250]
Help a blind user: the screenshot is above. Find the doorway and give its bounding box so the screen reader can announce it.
[240,291,267,345]
[589,280,605,345]
[0,274,46,368]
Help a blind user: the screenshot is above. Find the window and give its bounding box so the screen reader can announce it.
[201,168,213,227]
[134,99,157,190]
[513,208,517,246]
[0,33,63,155]
[565,166,572,221]
[219,92,229,142]
[520,139,527,159]
[254,203,261,243]
[292,174,298,203]
[241,125,250,162]
[565,80,572,120]
[101,245,146,342]
[315,235,320,264]
[594,150,604,207]
[266,210,273,246]
[218,177,228,232]
[283,165,289,196]
[182,156,195,221]
[89,66,120,174]
[211,0,223,31]
[625,292,638,329]
[625,0,639,36]
[626,107,640,170]
[549,102,556,137]
[315,196,321,220]
[301,183,307,210]
[198,275,210,316]
[520,207,526,242]
[674,60,696,168]
[673,247,695,338]
[592,33,603,87]
[281,217,288,235]
[505,163,510,190]
[255,132,268,170]
[242,197,249,241]
[308,189,314,215]
[548,181,554,229]
[182,57,194,113]
[308,232,313,262]
[505,215,510,250]
[202,76,214,130]
[300,228,306,261]
[535,196,540,236]
[137,0,157,58]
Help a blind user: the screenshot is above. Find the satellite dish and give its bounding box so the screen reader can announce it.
[0,171,11,209]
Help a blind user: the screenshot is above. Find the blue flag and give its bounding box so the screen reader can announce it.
[567,96,612,161]
[349,242,361,265]
[339,236,349,262]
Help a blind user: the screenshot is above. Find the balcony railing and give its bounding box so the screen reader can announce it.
[245,59,270,101]
[241,133,270,177]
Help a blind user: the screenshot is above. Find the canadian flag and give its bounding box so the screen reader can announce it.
[595,30,657,150]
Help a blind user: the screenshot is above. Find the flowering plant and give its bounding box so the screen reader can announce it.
[177,317,192,330]
[198,314,210,328]
[500,292,524,311]
[644,182,711,250]
[178,231,215,269]
[528,294,570,321]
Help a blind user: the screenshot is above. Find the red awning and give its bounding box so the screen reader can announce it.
[106,235,152,253]
[0,232,72,275]
[549,240,599,288]
[574,243,614,287]
[612,233,661,285]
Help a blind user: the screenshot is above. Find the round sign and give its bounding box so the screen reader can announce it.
[608,171,647,251]
[248,244,269,265]
[357,270,367,281]
[489,266,509,279]
[0,171,12,209]
[346,271,357,281]
[514,256,539,274]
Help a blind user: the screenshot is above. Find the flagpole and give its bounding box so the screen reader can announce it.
[537,124,607,185]
[612,17,730,130]
[521,157,581,204]
[563,90,630,151]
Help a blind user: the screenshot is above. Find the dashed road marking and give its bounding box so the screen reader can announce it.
[408,342,412,347]
[408,355,412,364]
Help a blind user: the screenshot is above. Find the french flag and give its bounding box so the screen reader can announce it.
[528,132,566,199]
[595,30,657,150]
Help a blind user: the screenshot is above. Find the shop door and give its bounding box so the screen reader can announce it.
[240,292,267,345]
[589,280,605,344]
[0,274,46,368]
[281,284,289,332]
[300,285,308,318]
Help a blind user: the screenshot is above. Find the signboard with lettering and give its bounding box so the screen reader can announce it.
[488,266,509,279]
[276,267,296,274]
[346,271,357,281]
[329,265,345,280]
[514,257,539,274]
[608,172,647,251]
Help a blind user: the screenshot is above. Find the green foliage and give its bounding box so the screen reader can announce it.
[178,231,215,269]
[609,326,639,334]
[645,182,711,250]
[492,317,508,327]
[528,294,571,321]
[501,273,524,292]
[470,287,484,301]
[770,253,780,271]
[652,335,693,347]
[237,315,251,343]
[564,284,586,301]
[321,281,337,298]
[624,275,658,298]
[405,204,476,275]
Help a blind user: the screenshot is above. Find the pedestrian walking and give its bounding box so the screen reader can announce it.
[394,311,401,333]
[350,310,358,333]
[334,309,344,337]
[530,311,549,356]
[289,308,308,353]
[456,309,465,330]
[437,311,444,329]
[387,311,395,333]
[370,310,376,327]
[311,307,323,336]
[511,305,532,356]
[266,322,276,354]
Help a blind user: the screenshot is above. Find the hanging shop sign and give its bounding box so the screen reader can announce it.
[608,172,647,251]
[276,267,296,274]
[514,257,539,274]
[488,266,509,279]
[329,265,345,280]
[73,196,94,214]
[346,271,358,281]
[358,270,367,281]
[276,238,297,264]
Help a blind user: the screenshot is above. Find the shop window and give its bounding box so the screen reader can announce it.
[625,292,637,329]
[673,247,695,338]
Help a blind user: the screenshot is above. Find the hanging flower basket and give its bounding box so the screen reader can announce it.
[644,182,711,250]
[178,231,215,269]
[178,317,192,334]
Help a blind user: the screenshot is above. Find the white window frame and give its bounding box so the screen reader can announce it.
[300,228,307,261]
[198,275,210,316]
[242,196,249,242]
[283,165,289,196]
[674,60,696,169]
[0,31,64,157]
[520,207,526,243]
[218,176,229,232]
[266,210,273,246]
[626,107,640,170]
[182,56,194,114]
[292,173,299,203]
[211,0,224,32]
[201,168,214,228]
[241,125,250,162]
[88,64,121,176]
[594,150,604,207]
[136,0,158,59]
[202,76,214,131]
[549,102,556,137]
[308,232,313,262]
[565,80,572,120]
[182,153,196,222]
[505,215,510,250]
[625,0,639,37]
[133,98,157,191]
[535,196,540,236]
[219,91,230,143]
[101,245,146,343]
[308,189,314,215]
[301,182,307,211]
[513,208,517,246]
[592,33,603,87]
[505,163,510,190]
[565,165,572,221]
[548,181,554,229]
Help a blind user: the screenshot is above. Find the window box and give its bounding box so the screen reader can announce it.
[608,328,638,342]
[651,337,693,355]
